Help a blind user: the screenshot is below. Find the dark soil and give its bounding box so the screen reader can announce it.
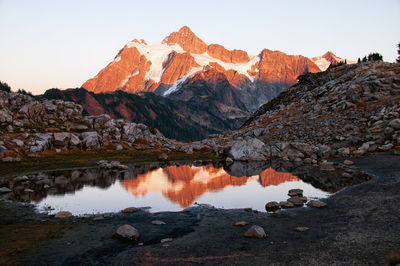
[0,153,399,265]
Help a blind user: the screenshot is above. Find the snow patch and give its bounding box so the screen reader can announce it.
[126,41,185,83]
[312,57,330,71]
[121,71,139,87]
[163,76,188,96]
[193,53,259,81]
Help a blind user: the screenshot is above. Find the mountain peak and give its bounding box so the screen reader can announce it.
[162,26,207,54]
[322,51,338,61]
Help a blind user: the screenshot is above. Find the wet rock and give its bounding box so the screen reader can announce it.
[160,238,173,243]
[225,157,233,165]
[279,201,294,208]
[55,211,72,218]
[158,153,168,161]
[234,221,250,227]
[265,201,280,212]
[244,225,267,239]
[287,197,304,206]
[93,216,105,221]
[293,227,310,232]
[307,200,327,208]
[342,172,352,178]
[115,224,140,241]
[288,188,303,197]
[122,207,138,213]
[152,220,166,225]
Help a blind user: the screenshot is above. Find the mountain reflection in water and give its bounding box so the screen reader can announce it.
[3,162,331,214]
[121,165,300,208]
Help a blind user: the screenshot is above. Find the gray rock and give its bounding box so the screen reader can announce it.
[307,200,327,208]
[228,138,267,160]
[70,134,81,146]
[115,224,140,241]
[389,118,400,130]
[244,225,267,239]
[81,131,100,150]
[12,139,24,147]
[54,132,70,146]
[343,160,354,165]
[0,187,12,193]
[279,201,294,208]
[115,144,123,151]
[158,153,168,161]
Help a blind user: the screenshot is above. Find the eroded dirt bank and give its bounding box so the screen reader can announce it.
[0,153,399,265]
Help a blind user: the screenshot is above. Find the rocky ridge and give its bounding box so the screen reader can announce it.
[208,62,400,162]
[0,90,214,162]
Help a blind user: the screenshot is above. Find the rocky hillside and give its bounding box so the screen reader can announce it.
[82,26,351,112]
[0,90,218,162]
[212,62,399,161]
[40,87,249,141]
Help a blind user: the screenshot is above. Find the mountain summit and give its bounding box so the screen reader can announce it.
[82,26,353,111]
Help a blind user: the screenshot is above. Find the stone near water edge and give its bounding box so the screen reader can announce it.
[343,160,354,165]
[160,238,173,243]
[115,144,123,151]
[152,220,166,225]
[234,221,250,227]
[307,200,327,208]
[287,197,304,207]
[279,201,295,208]
[225,157,233,165]
[93,216,105,221]
[115,224,140,241]
[342,172,352,178]
[122,207,138,213]
[158,153,168,161]
[265,201,280,212]
[288,188,303,197]
[244,225,267,239]
[55,211,72,218]
[378,143,393,151]
[293,227,310,232]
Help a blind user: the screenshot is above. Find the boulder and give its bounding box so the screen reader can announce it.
[54,132,70,146]
[122,207,138,213]
[265,201,280,212]
[115,224,140,241]
[0,187,12,193]
[279,201,294,208]
[389,119,400,130]
[287,197,304,206]
[244,225,267,239]
[158,153,168,161]
[81,131,100,150]
[151,220,166,225]
[288,189,303,197]
[228,138,267,160]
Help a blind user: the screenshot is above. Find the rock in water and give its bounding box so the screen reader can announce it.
[287,197,304,206]
[244,225,267,239]
[293,227,310,232]
[115,224,140,241]
[265,201,280,212]
[152,220,166,225]
[122,207,138,213]
[288,188,303,197]
[55,211,72,218]
[158,153,168,161]
[307,200,327,208]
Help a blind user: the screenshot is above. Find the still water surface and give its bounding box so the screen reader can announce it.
[27,163,329,215]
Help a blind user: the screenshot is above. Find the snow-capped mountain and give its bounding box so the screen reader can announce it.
[312,51,356,71]
[82,26,348,98]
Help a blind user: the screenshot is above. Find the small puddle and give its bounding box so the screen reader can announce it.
[1,162,334,215]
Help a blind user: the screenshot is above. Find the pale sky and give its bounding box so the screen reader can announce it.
[0,0,399,94]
